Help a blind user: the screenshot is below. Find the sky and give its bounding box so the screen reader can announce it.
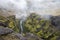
[0,0,60,18]
[28,0,60,15]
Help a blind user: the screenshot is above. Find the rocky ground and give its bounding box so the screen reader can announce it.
[0,27,43,40]
[0,13,60,40]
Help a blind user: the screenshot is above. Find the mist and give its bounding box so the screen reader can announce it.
[0,0,60,19]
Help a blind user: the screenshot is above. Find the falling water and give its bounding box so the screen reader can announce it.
[20,19,23,33]
[20,16,27,33]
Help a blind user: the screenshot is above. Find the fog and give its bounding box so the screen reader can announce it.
[0,0,60,19]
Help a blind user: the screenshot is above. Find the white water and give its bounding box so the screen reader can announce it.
[20,20,23,33]
[20,16,26,33]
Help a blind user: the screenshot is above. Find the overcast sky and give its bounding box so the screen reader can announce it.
[0,0,60,18]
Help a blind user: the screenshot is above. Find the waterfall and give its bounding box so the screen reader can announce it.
[20,16,27,34]
[20,20,23,33]
[0,0,60,33]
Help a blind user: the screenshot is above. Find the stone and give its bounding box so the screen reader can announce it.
[0,27,13,35]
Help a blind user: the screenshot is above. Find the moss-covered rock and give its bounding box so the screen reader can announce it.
[23,33,43,40]
[0,15,20,33]
[0,27,20,40]
[0,27,43,40]
[0,34,20,40]
[7,15,20,33]
[0,16,8,27]
[23,13,60,40]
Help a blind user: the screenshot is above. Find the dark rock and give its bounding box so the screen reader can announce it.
[51,16,60,29]
[0,28,20,40]
[24,33,44,40]
[0,33,20,40]
[0,22,7,27]
[0,27,13,35]
[0,37,4,40]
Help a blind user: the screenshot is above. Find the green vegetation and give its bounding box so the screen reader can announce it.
[0,15,20,33]
[0,13,60,40]
[7,15,20,32]
[23,13,60,40]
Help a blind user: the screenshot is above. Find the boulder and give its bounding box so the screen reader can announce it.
[0,27,20,40]
[0,27,13,35]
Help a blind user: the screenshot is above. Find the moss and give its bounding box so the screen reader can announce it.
[0,33,20,40]
[7,16,20,33]
[0,16,7,22]
[23,13,60,40]
[0,15,20,33]
[0,16,8,27]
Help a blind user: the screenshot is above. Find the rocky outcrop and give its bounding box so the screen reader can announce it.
[23,13,60,40]
[0,27,44,40]
[0,15,20,32]
[0,14,60,40]
[0,27,20,40]
[51,15,60,30]
[0,27,13,35]
[23,33,43,40]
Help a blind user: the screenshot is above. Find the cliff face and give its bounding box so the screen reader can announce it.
[0,13,60,40]
[0,0,60,40]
